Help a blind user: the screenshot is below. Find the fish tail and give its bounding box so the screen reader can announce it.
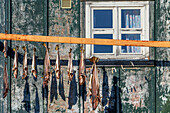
[33,48,36,51]
[55,45,59,50]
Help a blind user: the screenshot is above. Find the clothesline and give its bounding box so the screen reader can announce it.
[0,33,170,47]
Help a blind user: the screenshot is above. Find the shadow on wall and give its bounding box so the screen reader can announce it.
[22,76,31,112]
[101,67,122,113]
[33,83,40,113]
[102,67,109,106]
[50,73,58,103]
[68,72,78,109]
[79,75,87,102]
[80,81,87,102]
[59,73,65,101]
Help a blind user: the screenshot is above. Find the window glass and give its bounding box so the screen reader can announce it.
[94,34,113,53]
[121,9,141,28]
[93,10,113,28]
[121,34,141,53]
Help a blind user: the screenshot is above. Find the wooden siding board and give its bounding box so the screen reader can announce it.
[48,0,80,112]
[0,0,7,113]
[155,0,170,112]
[0,0,5,33]
[11,0,44,113]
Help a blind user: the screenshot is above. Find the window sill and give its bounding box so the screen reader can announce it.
[85,59,154,67]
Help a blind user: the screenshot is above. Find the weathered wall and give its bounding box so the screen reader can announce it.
[155,0,170,112]
[0,1,7,113]
[81,0,169,113]
[11,0,44,113]
[48,0,80,112]
[0,0,9,113]
[0,0,169,113]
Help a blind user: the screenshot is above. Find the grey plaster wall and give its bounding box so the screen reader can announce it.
[0,0,169,113]
[48,0,80,112]
[11,0,44,112]
[0,0,8,112]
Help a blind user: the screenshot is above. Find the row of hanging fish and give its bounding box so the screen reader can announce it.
[2,41,100,110]
[2,43,88,86]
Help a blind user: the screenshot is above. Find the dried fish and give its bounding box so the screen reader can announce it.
[12,46,18,79]
[79,46,86,85]
[22,46,28,79]
[88,73,93,96]
[67,48,74,81]
[3,40,8,58]
[32,48,37,78]
[43,43,50,87]
[89,57,100,110]
[3,62,8,98]
[55,45,60,79]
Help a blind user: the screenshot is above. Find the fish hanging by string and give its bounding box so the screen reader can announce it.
[22,46,28,80]
[43,43,50,87]
[87,71,92,100]
[67,48,74,81]
[55,45,60,79]
[89,57,100,110]
[32,48,37,78]
[12,46,18,79]
[3,40,8,58]
[3,62,8,98]
[88,70,93,97]
[79,46,86,85]
[88,59,97,99]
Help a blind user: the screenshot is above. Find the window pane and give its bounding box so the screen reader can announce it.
[121,34,141,53]
[94,34,113,53]
[94,10,112,28]
[121,9,141,28]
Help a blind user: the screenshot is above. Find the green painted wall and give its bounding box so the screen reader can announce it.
[155,0,170,112]
[0,0,169,113]
[0,0,8,112]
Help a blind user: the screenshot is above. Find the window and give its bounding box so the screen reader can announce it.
[85,1,149,59]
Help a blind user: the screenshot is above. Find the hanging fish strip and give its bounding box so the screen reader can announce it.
[3,40,8,58]
[3,62,9,98]
[89,57,100,110]
[67,48,74,81]
[55,45,61,79]
[32,48,37,78]
[22,46,28,79]
[12,47,18,79]
[43,43,50,87]
[79,46,86,85]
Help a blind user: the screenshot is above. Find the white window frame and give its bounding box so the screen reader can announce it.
[85,1,149,60]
